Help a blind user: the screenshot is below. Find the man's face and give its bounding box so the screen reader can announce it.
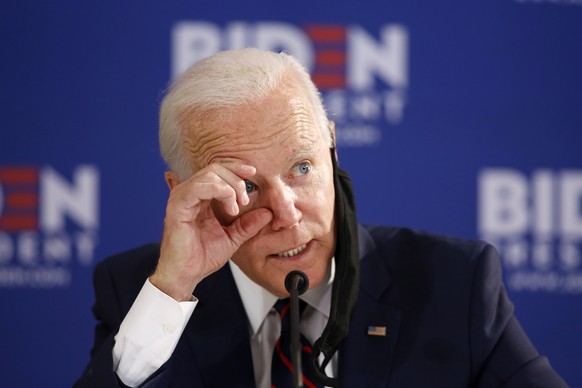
[185,83,336,297]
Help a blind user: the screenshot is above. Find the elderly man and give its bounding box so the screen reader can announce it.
[76,48,566,387]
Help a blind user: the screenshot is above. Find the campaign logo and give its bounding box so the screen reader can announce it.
[171,21,409,146]
[478,168,582,294]
[0,165,99,288]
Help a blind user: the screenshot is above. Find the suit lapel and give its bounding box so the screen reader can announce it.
[339,289,402,386]
[337,225,402,386]
[183,265,256,387]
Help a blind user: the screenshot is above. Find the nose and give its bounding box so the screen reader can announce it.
[262,181,302,231]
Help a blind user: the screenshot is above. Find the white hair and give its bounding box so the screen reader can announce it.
[159,48,331,180]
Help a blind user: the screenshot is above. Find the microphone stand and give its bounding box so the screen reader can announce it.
[285,270,309,388]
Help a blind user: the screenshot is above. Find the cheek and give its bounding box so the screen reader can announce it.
[310,168,335,214]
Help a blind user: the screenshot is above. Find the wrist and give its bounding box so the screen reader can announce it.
[149,271,197,302]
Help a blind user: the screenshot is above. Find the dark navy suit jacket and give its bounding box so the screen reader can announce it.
[75,225,567,387]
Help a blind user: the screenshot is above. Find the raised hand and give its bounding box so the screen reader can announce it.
[150,162,273,301]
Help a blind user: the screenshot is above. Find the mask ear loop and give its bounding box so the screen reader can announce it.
[311,146,360,387]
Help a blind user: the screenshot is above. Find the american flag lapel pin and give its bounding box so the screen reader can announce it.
[367,325,387,337]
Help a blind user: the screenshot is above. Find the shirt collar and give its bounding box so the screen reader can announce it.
[229,258,335,336]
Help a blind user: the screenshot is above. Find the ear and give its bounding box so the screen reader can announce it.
[329,120,338,162]
[164,171,181,190]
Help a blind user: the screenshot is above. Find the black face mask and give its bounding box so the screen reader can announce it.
[311,147,360,387]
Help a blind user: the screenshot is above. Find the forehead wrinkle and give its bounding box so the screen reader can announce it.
[181,107,254,168]
[190,123,294,168]
[179,109,223,170]
[184,129,230,168]
[183,89,322,169]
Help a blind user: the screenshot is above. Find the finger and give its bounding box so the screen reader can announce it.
[170,165,252,216]
[165,180,235,221]
[199,167,250,216]
[206,163,254,207]
[216,162,256,180]
[225,208,273,247]
[184,163,254,203]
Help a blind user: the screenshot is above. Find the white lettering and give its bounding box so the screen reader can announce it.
[560,240,581,271]
[479,169,528,236]
[0,267,71,288]
[323,90,406,127]
[0,232,13,264]
[224,22,247,49]
[350,93,381,121]
[254,23,313,69]
[532,170,553,237]
[384,89,406,124]
[172,22,221,77]
[172,22,313,78]
[560,170,582,238]
[76,232,98,265]
[348,25,408,90]
[324,91,347,121]
[40,165,99,231]
[0,232,97,267]
[532,239,553,271]
[44,234,71,264]
[335,125,381,146]
[503,239,529,268]
[18,232,38,266]
[508,272,582,294]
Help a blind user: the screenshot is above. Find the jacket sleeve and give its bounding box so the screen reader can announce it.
[469,244,568,387]
[73,259,172,388]
[74,259,130,387]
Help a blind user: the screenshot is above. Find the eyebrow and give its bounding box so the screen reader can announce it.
[288,148,315,163]
[211,157,248,165]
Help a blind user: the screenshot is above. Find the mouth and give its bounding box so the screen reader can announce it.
[276,243,308,258]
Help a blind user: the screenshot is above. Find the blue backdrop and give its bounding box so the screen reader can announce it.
[1,1,581,386]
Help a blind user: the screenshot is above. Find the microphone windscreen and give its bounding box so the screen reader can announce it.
[284,270,309,295]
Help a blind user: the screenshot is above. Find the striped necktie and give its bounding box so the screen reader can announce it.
[271,298,323,388]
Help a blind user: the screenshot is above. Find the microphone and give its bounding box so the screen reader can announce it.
[285,270,309,295]
[284,270,309,388]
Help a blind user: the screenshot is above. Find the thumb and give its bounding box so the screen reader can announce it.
[226,208,273,247]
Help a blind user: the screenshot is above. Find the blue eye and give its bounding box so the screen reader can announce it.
[295,162,311,176]
[245,180,257,193]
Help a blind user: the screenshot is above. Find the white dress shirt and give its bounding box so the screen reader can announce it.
[230,260,336,388]
[112,280,197,386]
[112,260,336,387]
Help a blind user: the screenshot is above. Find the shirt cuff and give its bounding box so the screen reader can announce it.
[113,278,197,387]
